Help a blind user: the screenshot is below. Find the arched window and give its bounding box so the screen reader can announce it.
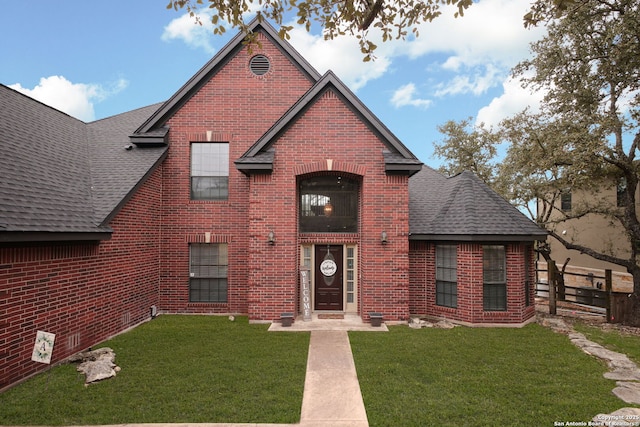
[299,175,359,233]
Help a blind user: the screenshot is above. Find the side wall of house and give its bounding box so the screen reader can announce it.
[0,167,163,390]
[544,183,637,276]
[409,241,535,325]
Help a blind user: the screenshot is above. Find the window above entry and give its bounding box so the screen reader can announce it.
[299,175,359,233]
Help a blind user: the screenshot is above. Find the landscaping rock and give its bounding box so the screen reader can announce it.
[613,382,640,405]
[408,317,456,329]
[539,316,572,333]
[73,347,120,384]
[409,317,427,329]
[435,319,456,329]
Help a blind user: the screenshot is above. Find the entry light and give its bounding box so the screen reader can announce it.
[268,230,275,245]
[381,231,388,244]
[324,200,333,217]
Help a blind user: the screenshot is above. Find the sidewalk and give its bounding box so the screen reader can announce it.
[299,330,369,427]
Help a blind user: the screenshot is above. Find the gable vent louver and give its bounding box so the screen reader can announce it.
[249,55,271,76]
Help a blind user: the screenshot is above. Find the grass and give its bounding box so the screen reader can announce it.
[350,323,632,427]
[574,322,640,365]
[0,315,310,425]
[2,317,637,426]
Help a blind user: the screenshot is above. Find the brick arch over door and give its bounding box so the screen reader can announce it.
[294,159,367,177]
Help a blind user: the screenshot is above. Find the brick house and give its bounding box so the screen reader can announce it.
[0,19,545,390]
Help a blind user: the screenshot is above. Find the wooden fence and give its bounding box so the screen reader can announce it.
[536,261,632,323]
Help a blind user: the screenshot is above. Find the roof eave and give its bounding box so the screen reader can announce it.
[0,230,112,244]
[409,233,548,242]
[234,161,273,175]
[243,71,422,165]
[129,128,169,146]
[132,19,321,136]
[386,162,423,176]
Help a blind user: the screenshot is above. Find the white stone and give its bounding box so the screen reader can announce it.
[74,347,119,384]
[613,382,640,405]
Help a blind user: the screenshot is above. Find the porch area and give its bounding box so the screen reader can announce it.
[268,313,388,332]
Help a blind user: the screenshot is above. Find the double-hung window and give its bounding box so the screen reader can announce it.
[189,244,228,303]
[483,245,506,311]
[436,245,457,308]
[191,142,229,200]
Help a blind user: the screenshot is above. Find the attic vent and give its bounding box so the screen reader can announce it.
[249,55,271,76]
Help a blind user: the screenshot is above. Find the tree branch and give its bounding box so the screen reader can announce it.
[548,229,635,271]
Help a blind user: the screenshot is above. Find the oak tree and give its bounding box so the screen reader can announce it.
[436,0,640,324]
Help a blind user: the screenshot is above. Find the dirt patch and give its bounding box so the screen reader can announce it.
[536,300,640,337]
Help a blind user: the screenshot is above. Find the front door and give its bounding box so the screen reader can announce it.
[314,245,343,310]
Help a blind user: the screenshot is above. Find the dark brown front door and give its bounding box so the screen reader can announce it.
[314,245,343,310]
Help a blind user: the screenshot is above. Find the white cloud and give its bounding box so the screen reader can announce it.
[434,64,501,97]
[161,12,217,55]
[9,76,128,122]
[401,0,545,68]
[476,75,545,128]
[391,83,432,109]
[287,25,391,91]
[160,1,547,114]
[398,0,546,100]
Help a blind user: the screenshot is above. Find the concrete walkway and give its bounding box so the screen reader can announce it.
[299,331,369,427]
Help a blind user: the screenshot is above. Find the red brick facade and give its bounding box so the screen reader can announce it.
[0,167,163,390]
[0,24,539,391]
[409,241,536,325]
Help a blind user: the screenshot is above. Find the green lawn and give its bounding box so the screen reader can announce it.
[0,316,310,425]
[350,324,632,427]
[2,317,636,426]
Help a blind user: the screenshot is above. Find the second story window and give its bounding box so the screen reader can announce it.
[299,175,359,233]
[191,142,229,200]
[560,190,572,212]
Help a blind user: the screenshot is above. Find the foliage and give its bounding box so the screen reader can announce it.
[0,316,309,425]
[351,324,626,426]
[434,0,640,322]
[166,0,473,61]
[433,117,501,186]
[511,0,640,287]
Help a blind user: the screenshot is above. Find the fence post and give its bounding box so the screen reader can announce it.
[558,265,566,301]
[548,260,557,315]
[605,269,612,323]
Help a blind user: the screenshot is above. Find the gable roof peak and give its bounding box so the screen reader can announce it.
[130,18,321,142]
[236,69,422,175]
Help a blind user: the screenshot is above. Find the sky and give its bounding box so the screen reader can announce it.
[0,0,547,167]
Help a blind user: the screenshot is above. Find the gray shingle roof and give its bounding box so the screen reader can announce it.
[409,166,547,241]
[87,104,167,225]
[0,84,167,242]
